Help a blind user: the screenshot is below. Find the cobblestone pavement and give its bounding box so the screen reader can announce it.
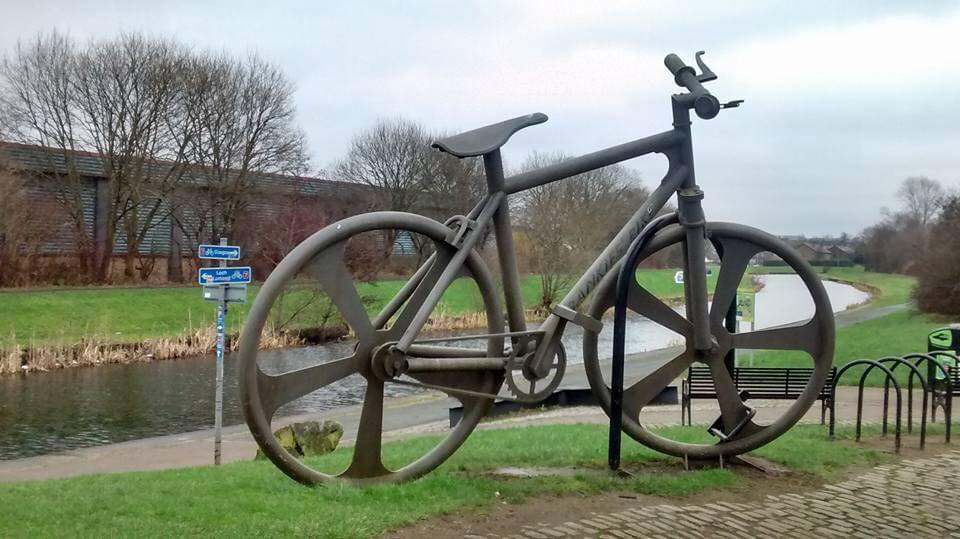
[486,450,960,538]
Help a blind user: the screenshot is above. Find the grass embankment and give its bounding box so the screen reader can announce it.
[0,271,693,372]
[0,264,916,375]
[748,267,938,385]
[0,270,700,347]
[754,265,914,307]
[814,266,914,307]
[754,308,950,386]
[0,423,892,537]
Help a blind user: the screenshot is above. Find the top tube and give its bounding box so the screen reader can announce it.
[504,129,683,195]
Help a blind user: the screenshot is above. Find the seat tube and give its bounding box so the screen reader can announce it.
[483,150,527,334]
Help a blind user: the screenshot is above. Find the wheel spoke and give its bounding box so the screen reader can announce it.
[733,321,819,355]
[257,355,357,419]
[344,378,388,478]
[710,238,759,328]
[627,279,693,338]
[622,350,696,419]
[708,361,759,436]
[305,242,374,342]
[388,242,455,340]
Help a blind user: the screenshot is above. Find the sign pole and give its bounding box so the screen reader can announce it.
[197,238,248,465]
[214,237,227,466]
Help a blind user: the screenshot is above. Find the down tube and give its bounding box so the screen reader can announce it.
[558,165,688,311]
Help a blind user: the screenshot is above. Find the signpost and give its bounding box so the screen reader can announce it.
[199,238,249,465]
[198,244,241,260]
[198,266,252,285]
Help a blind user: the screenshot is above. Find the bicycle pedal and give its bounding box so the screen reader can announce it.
[707,406,757,441]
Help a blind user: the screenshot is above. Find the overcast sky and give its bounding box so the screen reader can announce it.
[2,1,958,236]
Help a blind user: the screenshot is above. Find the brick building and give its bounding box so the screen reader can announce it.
[0,142,374,283]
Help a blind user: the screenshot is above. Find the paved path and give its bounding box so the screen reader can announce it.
[834,302,909,326]
[0,384,910,482]
[0,301,911,482]
[490,449,960,538]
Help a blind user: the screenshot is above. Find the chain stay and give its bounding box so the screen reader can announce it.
[383,329,549,402]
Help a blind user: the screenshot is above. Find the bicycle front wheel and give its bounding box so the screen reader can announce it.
[583,221,835,459]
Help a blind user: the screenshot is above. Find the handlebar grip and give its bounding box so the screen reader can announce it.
[664,53,700,90]
[664,54,688,77]
[663,53,720,120]
[663,52,692,79]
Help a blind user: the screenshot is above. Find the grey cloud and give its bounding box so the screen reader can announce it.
[1,1,957,236]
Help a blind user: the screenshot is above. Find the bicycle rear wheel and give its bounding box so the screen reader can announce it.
[239,211,504,485]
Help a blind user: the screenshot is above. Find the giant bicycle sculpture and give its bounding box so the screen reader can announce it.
[239,51,836,485]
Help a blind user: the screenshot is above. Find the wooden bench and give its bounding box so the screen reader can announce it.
[681,366,837,426]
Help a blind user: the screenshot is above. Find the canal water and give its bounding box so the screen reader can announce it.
[0,275,868,460]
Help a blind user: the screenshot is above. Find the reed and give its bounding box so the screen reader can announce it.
[1,324,304,375]
[1,309,537,375]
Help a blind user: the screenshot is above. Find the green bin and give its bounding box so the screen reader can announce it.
[928,326,960,380]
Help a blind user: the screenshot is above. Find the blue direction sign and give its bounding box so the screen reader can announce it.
[198,244,241,260]
[198,266,252,285]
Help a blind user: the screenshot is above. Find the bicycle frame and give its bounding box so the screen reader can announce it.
[392,99,713,359]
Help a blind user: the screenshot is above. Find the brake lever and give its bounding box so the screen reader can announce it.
[721,99,744,109]
[695,51,717,83]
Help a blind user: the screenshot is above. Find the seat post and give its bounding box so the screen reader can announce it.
[483,149,506,193]
[483,150,527,334]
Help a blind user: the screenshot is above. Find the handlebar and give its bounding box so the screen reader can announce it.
[664,52,722,120]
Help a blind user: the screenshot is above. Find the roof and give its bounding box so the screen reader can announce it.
[0,141,372,199]
[797,242,831,255]
[829,244,855,255]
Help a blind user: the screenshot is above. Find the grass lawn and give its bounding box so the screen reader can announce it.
[0,280,484,346]
[752,308,950,385]
[0,264,914,350]
[0,423,891,537]
[0,268,704,347]
[0,286,244,346]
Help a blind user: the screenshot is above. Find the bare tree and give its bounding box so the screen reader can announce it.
[859,176,946,274]
[1,32,192,281]
[897,176,944,230]
[419,141,486,219]
[71,34,191,280]
[0,158,44,285]
[517,152,649,313]
[175,53,308,251]
[1,33,309,283]
[335,118,434,214]
[0,32,96,278]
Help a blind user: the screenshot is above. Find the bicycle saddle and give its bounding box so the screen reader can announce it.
[432,112,548,158]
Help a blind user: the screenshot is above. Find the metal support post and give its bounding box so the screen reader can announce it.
[214,237,227,465]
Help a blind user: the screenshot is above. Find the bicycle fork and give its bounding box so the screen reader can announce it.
[678,186,715,353]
